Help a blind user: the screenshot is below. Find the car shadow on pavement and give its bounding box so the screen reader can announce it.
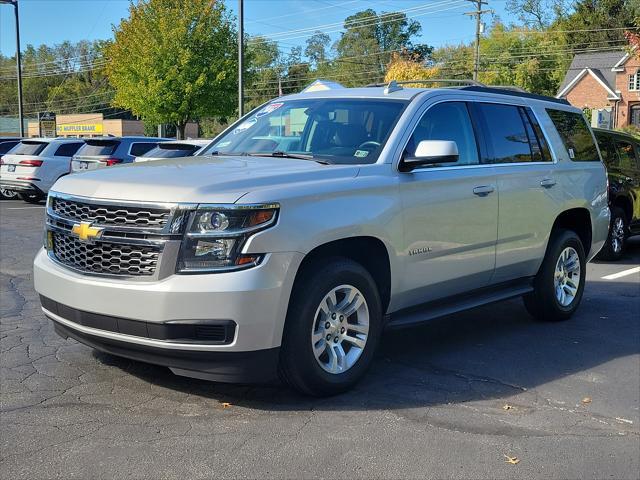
[93,242,640,411]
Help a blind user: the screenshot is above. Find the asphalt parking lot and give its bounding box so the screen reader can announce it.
[1,199,639,479]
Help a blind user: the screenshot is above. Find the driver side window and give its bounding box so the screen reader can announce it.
[407,102,479,166]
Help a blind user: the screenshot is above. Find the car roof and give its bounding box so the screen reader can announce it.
[83,136,169,141]
[20,137,83,144]
[158,139,211,146]
[592,128,639,142]
[278,85,576,110]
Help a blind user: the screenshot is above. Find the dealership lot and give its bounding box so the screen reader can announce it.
[1,201,638,479]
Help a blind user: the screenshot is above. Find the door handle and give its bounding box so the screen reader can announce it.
[473,185,495,196]
[540,178,556,188]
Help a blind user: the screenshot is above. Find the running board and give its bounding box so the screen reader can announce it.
[386,279,534,329]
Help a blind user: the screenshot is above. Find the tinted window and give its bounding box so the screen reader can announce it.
[10,141,47,156]
[475,103,532,163]
[142,143,200,158]
[615,139,638,170]
[77,140,120,156]
[130,142,158,157]
[594,132,618,166]
[0,140,19,155]
[407,102,479,166]
[54,142,83,157]
[546,109,599,161]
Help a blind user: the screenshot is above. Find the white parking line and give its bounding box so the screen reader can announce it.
[5,206,45,210]
[602,266,640,280]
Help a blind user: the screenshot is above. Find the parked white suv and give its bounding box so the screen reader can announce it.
[0,138,84,203]
[34,82,609,395]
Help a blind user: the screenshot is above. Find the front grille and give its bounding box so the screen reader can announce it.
[52,197,170,229]
[52,232,160,276]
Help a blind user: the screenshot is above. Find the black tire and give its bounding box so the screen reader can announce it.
[0,188,19,200]
[18,193,44,204]
[523,229,586,322]
[279,257,383,396]
[597,206,627,261]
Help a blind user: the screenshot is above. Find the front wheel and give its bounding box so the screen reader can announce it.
[523,229,586,322]
[279,258,382,396]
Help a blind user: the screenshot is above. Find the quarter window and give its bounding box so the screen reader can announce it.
[54,143,83,157]
[546,109,599,162]
[407,102,479,166]
[474,103,534,163]
[130,142,158,157]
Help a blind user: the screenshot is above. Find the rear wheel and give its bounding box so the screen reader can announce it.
[18,193,45,204]
[279,258,382,396]
[0,188,18,200]
[597,206,627,261]
[523,229,586,322]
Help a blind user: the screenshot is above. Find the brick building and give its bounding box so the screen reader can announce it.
[556,48,640,129]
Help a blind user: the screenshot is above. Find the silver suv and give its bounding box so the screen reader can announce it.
[34,82,609,396]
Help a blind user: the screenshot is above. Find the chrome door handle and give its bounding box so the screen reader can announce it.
[540,178,556,188]
[473,185,495,196]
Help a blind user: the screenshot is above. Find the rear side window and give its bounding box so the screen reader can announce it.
[474,103,534,163]
[54,143,83,157]
[615,139,638,170]
[143,143,200,158]
[546,109,599,161]
[0,141,19,154]
[78,140,120,156]
[407,102,479,166]
[130,142,158,157]
[11,141,47,156]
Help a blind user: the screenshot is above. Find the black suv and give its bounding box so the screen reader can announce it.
[593,128,640,260]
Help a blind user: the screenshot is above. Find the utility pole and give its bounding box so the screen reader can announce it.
[464,0,491,81]
[238,0,244,118]
[1,0,24,136]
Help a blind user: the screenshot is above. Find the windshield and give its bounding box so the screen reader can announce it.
[203,98,407,164]
[142,143,200,158]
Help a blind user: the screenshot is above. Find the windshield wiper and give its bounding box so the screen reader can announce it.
[246,151,330,164]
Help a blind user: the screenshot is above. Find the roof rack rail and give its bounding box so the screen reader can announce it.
[366,79,486,90]
[459,85,570,105]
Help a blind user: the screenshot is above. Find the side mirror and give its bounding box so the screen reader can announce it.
[401,140,459,172]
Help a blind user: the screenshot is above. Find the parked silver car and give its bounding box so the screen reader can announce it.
[71,136,168,172]
[34,81,609,396]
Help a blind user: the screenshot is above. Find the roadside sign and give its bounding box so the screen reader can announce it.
[38,112,57,137]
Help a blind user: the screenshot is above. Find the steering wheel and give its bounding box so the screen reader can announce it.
[357,140,381,151]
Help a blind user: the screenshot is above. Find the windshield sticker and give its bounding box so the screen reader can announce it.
[232,117,257,135]
[255,102,284,118]
[215,141,231,148]
[354,150,370,158]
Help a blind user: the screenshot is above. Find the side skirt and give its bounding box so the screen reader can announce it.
[385,278,534,329]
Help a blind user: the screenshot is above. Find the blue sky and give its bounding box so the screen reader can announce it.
[1,0,511,58]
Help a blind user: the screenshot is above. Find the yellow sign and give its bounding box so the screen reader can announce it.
[71,222,104,242]
[57,123,103,135]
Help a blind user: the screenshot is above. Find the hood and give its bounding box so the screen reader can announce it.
[52,155,360,204]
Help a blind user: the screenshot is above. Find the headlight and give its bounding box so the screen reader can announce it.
[177,204,279,273]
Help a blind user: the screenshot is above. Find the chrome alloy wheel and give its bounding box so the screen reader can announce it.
[0,188,18,199]
[610,216,625,254]
[554,247,581,307]
[311,284,369,374]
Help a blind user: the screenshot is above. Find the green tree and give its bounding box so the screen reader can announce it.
[333,9,425,86]
[304,32,331,67]
[106,0,237,138]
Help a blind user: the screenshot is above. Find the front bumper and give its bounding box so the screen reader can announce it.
[34,248,303,379]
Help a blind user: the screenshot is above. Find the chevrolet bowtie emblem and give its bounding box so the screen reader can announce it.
[71,221,103,242]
